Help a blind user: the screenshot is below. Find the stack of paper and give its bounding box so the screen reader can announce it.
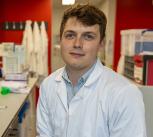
[5,72,28,81]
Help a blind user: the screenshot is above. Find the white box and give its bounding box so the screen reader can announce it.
[3,45,26,75]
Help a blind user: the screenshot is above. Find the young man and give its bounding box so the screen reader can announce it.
[37,4,146,137]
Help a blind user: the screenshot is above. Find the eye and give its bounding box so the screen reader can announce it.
[83,33,95,41]
[64,33,75,40]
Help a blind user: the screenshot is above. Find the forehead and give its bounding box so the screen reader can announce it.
[63,17,100,33]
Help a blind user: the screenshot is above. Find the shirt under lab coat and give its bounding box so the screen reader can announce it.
[37,59,146,137]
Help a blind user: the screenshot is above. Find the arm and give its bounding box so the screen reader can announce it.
[108,85,147,137]
[36,83,53,137]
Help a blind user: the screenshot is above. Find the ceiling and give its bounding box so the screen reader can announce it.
[53,0,104,9]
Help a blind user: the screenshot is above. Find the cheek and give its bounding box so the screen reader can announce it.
[61,40,72,51]
[61,45,70,57]
[84,45,100,56]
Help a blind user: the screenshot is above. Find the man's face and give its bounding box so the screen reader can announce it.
[60,17,103,72]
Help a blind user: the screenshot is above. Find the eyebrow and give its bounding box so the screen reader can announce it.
[63,30,97,35]
[63,30,75,34]
[83,32,97,35]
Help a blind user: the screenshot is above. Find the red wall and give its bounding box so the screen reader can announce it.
[114,0,153,70]
[0,0,52,73]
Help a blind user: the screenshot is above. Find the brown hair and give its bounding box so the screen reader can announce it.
[60,4,107,42]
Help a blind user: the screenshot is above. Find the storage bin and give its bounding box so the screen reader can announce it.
[120,29,153,56]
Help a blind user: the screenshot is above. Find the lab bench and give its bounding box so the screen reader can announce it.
[0,77,38,137]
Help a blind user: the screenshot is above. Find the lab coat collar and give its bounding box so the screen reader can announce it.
[55,67,65,81]
[55,59,104,86]
[84,59,103,87]
[55,59,104,112]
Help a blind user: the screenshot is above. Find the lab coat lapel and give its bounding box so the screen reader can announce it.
[55,69,68,112]
[54,59,104,112]
[71,59,104,102]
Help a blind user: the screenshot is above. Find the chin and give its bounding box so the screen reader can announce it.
[70,63,90,71]
[66,62,82,69]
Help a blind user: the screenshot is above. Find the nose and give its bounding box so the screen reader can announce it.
[73,37,83,49]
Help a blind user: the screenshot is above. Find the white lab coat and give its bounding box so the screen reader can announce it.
[22,20,34,71]
[37,59,146,137]
[40,21,48,76]
[33,21,43,75]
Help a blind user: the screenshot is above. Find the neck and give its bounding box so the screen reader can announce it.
[65,68,83,86]
[66,62,96,86]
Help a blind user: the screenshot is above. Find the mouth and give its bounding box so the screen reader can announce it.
[69,52,85,58]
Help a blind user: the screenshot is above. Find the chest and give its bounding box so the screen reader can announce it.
[48,83,109,137]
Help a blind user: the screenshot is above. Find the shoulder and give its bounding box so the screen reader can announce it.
[102,66,135,91]
[102,69,146,136]
[100,66,143,106]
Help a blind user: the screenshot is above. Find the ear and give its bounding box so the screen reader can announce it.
[59,37,62,47]
[98,38,105,50]
[60,40,62,47]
